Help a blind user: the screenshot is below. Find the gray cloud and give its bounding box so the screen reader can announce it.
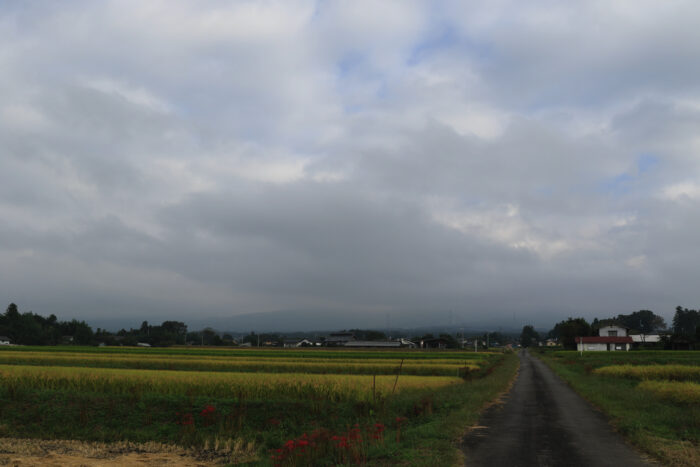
[2,1,699,330]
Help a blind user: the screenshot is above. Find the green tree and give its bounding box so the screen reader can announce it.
[201,327,221,346]
[520,325,539,348]
[616,310,666,334]
[673,306,699,338]
[549,317,591,350]
[348,329,387,341]
[438,333,459,349]
[5,303,19,320]
[160,321,187,344]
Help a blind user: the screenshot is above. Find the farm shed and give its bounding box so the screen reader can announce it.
[0,336,11,345]
[343,340,401,348]
[630,334,663,349]
[324,332,355,346]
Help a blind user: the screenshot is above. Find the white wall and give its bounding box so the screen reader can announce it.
[577,342,607,351]
[598,325,627,337]
[630,335,661,343]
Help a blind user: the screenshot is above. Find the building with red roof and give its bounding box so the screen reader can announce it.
[575,325,633,351]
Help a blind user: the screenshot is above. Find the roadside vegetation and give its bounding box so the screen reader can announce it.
[0,346,517,465]
[536,350,700,467]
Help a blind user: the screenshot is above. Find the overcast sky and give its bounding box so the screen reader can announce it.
[2,1,700,330]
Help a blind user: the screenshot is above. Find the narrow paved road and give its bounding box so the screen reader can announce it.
[462,350,654,467]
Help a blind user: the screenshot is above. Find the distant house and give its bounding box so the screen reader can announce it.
[398,338,417,348]
[324,332,355,347]
[136,342,151,347]
[421,338,449,349]
[0,336,11,346]
[545,338,558,347]
[284,338,314,348]
[576,325,633,351]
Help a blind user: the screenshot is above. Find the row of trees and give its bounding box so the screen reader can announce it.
[0,304,194,347]
[538,307,700,350]
[0,303,94,345]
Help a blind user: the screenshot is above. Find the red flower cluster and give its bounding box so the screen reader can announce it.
[271,431,323,464]
[271,422,391,465]
[200,405,216,426]
[175,412,194,426]
[175,405,218,428]
[331,424,363,449]
[331,435,350,449]
[370,422,385,441]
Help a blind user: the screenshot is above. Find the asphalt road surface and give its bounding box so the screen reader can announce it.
[462,350,654,467]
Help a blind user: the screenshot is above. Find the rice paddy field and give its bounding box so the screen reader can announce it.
[536,350,700,467]
[0,345,517,466]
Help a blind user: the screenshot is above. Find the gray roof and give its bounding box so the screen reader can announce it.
[343,340,401,347]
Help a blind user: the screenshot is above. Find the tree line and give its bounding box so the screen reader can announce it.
[0,303,195,347]
[523,307,700,350]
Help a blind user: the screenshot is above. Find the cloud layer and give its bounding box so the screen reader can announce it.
[2,0,700,329]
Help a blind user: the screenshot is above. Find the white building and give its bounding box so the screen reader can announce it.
[630,334,662,344]
[576,325,632,351]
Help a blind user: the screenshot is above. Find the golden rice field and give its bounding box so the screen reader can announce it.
[594,364,700,381]
[0,351,481,376]
[0,346,513,466]
[0,363,462,401]
[637,380,700,405]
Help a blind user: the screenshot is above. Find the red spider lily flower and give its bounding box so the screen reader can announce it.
[176,412,194,426]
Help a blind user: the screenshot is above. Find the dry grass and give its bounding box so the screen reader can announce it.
[638,435,700,467]
[594,364,700,381]
[637,380,700,405]
[0,437,258,466]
